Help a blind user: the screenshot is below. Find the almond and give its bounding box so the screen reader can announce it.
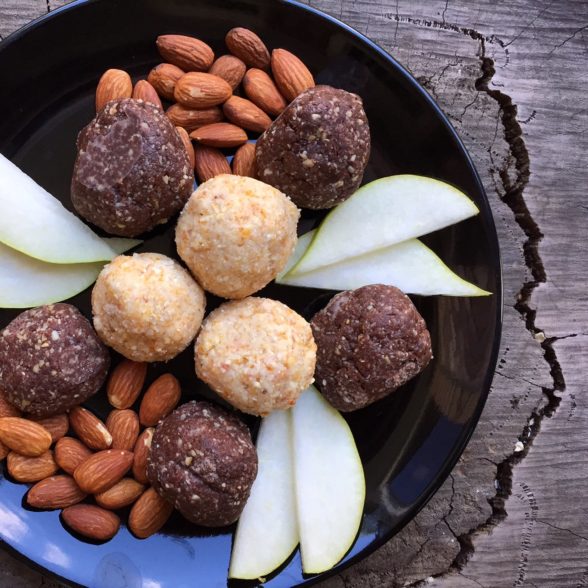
[271,48,315,102]
[148,63,185,101]
[174,72,233,108]
[129,487,174,539]
[107,360,147,409]
[156,34,214,72]
[7,450,58,482]
[0,441,8,461]
[132,80,163,109]
[55,437,92,475]
[0,417,52,457]
[166,103,224,132]
[95,478,145,510]
[243,68,287,116]
[194,146,232,183]
[62,504,120,541]
[139,374,181,427]
[69,407,112,451]
[31,413,69,444]
[223,95,272,133]
[0,390,21,418]
[27,475,87,510]
[132,427,154,484]
[74,449,133,494]
[225,28,270,69]
[232,143,257,178]
[176,127,195,168]
[106,409,140,451]
[209,55,246,90]
[96,69,133,112]
[190,122,248,148]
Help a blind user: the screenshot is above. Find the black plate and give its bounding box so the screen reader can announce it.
[0,1,502,586]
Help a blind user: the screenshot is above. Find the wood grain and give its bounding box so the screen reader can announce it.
[0,0,586,587]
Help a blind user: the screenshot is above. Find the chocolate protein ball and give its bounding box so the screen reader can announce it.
[256,85,370,209]
[71,98,193,237]
[311,285,432,412]
[0,303,109,417]
[147,401,258,527]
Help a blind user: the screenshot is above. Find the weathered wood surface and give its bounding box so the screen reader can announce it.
[0,0,586,586]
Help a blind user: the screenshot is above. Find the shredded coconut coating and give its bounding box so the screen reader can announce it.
[175,174,299,299]
[195,297,316,416]
[92,252,206,362]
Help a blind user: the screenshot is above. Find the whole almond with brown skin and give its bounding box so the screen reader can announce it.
[95,478,145,510]
[69,407,112,451]
[190,122,248,149]
[129,487,174,539]
[166,104,224,132]
[7,450,58,482]
[132,428,154,484]
[0,417,52,457]
[107,360,147,409]
[209,55,247,90]
[194,146,232,183]
[0,390,21,418]
[74,449,133,494]
[132,80,163,109]
[271,48,315,102]
[96,69,132,112]
[106,409,140,451]
[139,374,181,427]
[243,68,287,116]
[232,143,257,178]
[62,504,120,541]
[176,127,195,168]
[225,28,270,69]
[0,441,8,461]
[31,413,69,444]
[156,35,214,72]
[55,437,92,475]
[174,72,232,108]
[223,95,272,133]
[27,475,87,510]
[148,63,185,101]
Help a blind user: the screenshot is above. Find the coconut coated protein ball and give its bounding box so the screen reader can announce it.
[311,284,432,412]
[256,85,370,209]
[71,98,193,237]
[175,174,299,299]
[147,401,257,527]
[195,297,316,416]
[92,252,206,362]
[0,303,109,417]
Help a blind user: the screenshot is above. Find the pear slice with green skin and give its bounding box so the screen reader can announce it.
[229,410,299,580]
[0,154,140,264]
[292,386,365,574]
[277,230,490,296]
[290,175,480,275]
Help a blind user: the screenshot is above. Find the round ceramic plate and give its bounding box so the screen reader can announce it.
[0,1,502,586]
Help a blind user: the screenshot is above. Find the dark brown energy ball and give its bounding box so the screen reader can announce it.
[256,85,370,209]
[147,401,258,527]
[0,303,110,417]
[71,98,193,237]
[311,285,432,412]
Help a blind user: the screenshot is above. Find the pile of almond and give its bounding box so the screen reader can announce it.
[94,28,315,183]
[0,361,182,542]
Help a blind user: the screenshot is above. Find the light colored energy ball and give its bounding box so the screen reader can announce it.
[195,297,316,416]
[175,174,299,299]
[92,252,206,362]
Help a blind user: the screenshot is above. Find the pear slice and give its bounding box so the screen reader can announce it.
[292,386,365,574]
[0,154,140,264]
[229,410,299,580]
[290,175,479,275]
[277,231,490,296]
[0,242,105,308]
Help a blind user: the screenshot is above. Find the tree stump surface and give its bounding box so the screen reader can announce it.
[0,0,586,586]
